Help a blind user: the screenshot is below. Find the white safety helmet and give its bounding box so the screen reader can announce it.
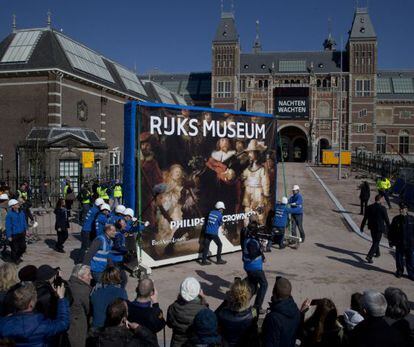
[0,193,9,200]
[95,198,105,206]
[8,199,19,207]
[115,205,126,214]
[292,185,300,191]
[100,203,110,212]
[282,197,288,204]
[215,201,226,210]
[124,208,134,219]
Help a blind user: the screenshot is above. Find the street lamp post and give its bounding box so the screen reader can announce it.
[338,37,343,180]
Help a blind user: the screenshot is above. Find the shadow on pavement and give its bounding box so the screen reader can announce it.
[315,243,365,262]
[332,209,356,215]
[70,248,83,264]
[195,270,232,301]
[44,238,56,250]
[327,256,395,276]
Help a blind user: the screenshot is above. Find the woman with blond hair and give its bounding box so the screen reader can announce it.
[216,278,258,346]
[0,263,18,315]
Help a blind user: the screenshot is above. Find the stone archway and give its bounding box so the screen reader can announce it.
[278,125,309,162]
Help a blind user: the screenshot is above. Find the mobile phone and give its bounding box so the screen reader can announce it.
[53,275,63,288]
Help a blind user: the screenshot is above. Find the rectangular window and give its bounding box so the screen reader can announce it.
[217,81,231,98]
[109,151,121,180]
[59,160,79,194]
[355,79,371,97]
[358,109,368,118]
[376,135,386,154]
[399,135,409,154]
[400,110,412,119]
[355,124,368,133]
[240,79,246,92]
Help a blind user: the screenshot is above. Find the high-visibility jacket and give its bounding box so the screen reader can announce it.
[377,178,391,191]
[80,189,91,204]
[17,190,28,201]
[113,184,122,198]
[97,186,109,200]
[90,234,113,273]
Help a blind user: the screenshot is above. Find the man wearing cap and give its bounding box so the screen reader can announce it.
[81,197,104,252]
[5,199,27,264]
[267,197,296,251]
[389,202,414,279]
[108,204,126,225]
[200,201,227,265]
[95,203,111,237]
[288,185,305,242]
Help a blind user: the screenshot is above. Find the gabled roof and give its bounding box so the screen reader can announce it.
[349,8,376,40]
[0,28,149,100]
[24,127,107,149]
[213,12,239,43]
[240,51,346,74]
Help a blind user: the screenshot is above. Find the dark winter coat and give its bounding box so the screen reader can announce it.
[359,182,370,201]
[54,207,69,231]
[350,316,407,347]
[216,306,258,346]
[167,296,208,347]
[0,298,70,347]
[389,214,414,250]
[89,325,158,347]
[67,276,91,347]
[261,297,301,347]
[127,300,166,334]
[360,202,390,234]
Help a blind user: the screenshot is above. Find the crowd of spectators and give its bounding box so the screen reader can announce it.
[0,262,412,347]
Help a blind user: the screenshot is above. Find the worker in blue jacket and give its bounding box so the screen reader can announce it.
[83,224,116,283]
[288,185,305,242]
[95,203,111,237]
[5,199,27,264]
[81,197,104,250]
[108,204,126,225]
[242,214,268,315]
[201,201,227,266]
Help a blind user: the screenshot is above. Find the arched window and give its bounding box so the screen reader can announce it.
[253,101,265,113]
[318,101,330,118]
[322,79,328,88]
[317,79,322,87]
[376,131,387,154]
[399,130,410,154]
[258,80,263,89]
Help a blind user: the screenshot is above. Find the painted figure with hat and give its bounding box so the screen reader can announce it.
[288,184,305,242]
[241,140,270,225]
[5,199,27,264]
[389,202,414,280]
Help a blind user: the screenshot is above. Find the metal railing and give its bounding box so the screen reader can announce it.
[352,153,414,180]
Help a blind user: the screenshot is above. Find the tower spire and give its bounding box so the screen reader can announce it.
[220,0,224,14]
[253,19,262,53]
[323,17,336,51]
[47,9,52,29]
[12,14,16,33]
